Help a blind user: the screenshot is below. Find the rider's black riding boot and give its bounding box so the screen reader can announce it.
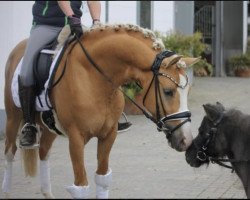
[18,76,39,148]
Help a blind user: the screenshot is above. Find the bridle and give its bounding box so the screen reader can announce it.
[56,36,191,139]
[195,114,224,163]
[195,113,250,170]
[141,51,191,139]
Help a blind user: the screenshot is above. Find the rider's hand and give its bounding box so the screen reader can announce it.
[91,19,101,28]
[68,15,83,38]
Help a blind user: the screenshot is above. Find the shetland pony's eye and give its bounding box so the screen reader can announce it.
[164,89,174,97]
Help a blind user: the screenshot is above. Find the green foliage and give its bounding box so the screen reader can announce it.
[158,31,213,76]
[192,58,213,76]
[122,82,142,100]
[159,31,205,57]
[227,54,250,71]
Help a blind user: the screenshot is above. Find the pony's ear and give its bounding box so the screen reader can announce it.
[216,101,226,111]
[163,55,183,68]
[180,57,201,67]
[203,103,222,122]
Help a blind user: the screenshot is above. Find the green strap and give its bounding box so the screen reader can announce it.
[32,21,36,29]
[64,16,68,26]
[42,1,49,16]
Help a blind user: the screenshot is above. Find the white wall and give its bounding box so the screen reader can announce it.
[107,1,137,24]
[0,1,33,109]
[153,1,174,33]
[0,1,174,109]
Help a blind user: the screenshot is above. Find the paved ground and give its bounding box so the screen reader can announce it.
[0,77,249,199]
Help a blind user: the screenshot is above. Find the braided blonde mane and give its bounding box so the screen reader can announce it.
[57,23,165,51]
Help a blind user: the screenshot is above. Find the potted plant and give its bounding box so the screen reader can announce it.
[227,54,250,77]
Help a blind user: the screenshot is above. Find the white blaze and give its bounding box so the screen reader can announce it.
[177,74,193,147]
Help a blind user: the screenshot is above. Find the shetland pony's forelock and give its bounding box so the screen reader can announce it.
[57,23,165,51]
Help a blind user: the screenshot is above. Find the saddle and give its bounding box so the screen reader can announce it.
[33,39,58,96]
[31,35,73,136]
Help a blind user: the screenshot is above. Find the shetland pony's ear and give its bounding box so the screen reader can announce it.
[216,101,226,111]
[203,103,223,122]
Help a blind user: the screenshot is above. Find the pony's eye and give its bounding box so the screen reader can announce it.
[163,89,174,97]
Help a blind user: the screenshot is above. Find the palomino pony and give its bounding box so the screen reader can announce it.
[3,23,199,198]
[185,102,250,198]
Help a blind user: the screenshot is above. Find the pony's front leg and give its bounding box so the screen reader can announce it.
[66,127,89,199]
[39,127,57,199]
[95,130,117,199]
[2,118,19,199]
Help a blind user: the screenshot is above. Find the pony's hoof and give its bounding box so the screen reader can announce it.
[65,184,90,199]
[42,192,55,199]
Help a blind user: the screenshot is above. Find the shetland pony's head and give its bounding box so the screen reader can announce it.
[185,102,227,167]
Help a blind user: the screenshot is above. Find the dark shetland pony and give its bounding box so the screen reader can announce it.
[185,102,250,198]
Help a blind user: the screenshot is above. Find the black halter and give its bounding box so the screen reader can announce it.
[195,114,224,163]
[73,36,191,138]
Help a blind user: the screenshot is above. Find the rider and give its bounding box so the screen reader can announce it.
[19,1,132,149]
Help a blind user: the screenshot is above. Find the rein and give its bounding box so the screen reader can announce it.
[195,113,250,171]
[58,35,191,138]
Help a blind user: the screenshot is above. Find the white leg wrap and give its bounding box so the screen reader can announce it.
[66,184,90,199]
[2,161,13,196]
[95,168,112,199]
[40,160,54,199]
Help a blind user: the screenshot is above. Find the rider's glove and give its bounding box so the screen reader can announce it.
[68,15,83,38]
[91,19,101,28]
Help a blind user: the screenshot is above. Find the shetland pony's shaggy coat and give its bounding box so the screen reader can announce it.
[186,102,250,198]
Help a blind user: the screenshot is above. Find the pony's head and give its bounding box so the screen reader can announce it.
[185,102,227,167]
[142,52,200,152]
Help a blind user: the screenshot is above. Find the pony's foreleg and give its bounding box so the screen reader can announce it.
[2,159,14,199]
[39,128,57,199]
[95,168,112,199]
[95,130,117,199]
[65,128,90,199]
[2,119,18,198]
[39,160,54,199]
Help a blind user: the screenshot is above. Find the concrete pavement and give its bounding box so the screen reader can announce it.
[0,77,249,199]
